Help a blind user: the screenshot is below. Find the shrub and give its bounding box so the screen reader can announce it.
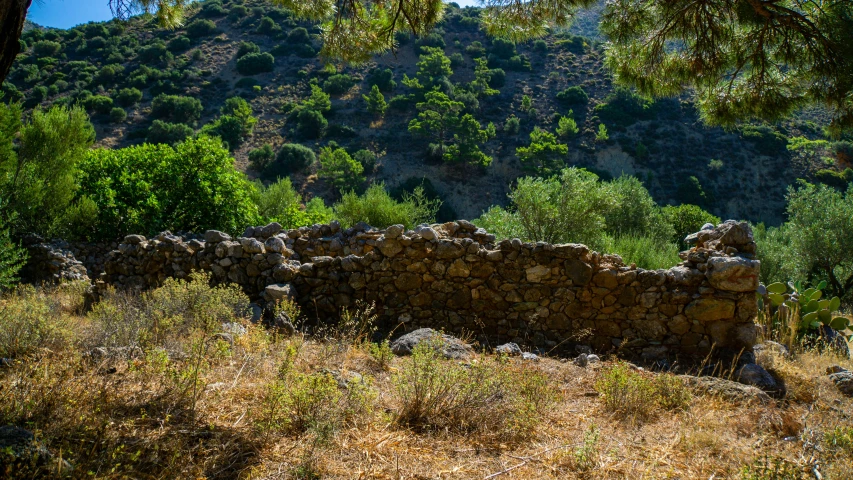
[504,114,520,134]
[83,94,114,114]
[533,39,548,52]
[353,149,378,173]
[296,108,327,139]
[318,146,365,191]
[236,52,274,75]
[333,183,439,229]
[488,67,506,88]
[0,285,73,358]
[167,35,191,52]
[146,120,193,145]
[556,115,579,138]
[263,143,316,178]
[366,67,396,92]
[594,87,655,127]
[605,235,680,269]
[138,41,170,63]
[0,216,25,290]
[252,177,333,228]
[256,16,280,35]
[248,144,275,171]
[741,125,788,156]
[415,32,445,52]
[236,41,260,58]
[595,363,654,419]
[814,168,853,189]
[185,19,218,38]
[78,136,259,238]
[115,87,142,107]
[235,77,260,89]
[676,175,711,208]
[286,27,311,44]
[661,204,721,247]
[109,107,127,123]
[292,43,316,58]
[323,74,355,95]
[392,341,555,440]
[202,115,245,149]
[33,40,61,56]
[151,94,203,125]
[489,37,516,59]
[556,86,588,105]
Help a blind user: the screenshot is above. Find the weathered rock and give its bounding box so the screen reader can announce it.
[521,352,540,362]
[270,312,296,336]
[828,371,853,396]
[205,230,231,243]
[495,342,522,356]
[390,328,473,359]
[685,298,736,321]
[680,375,771,404]
[735,363,779,393]
[754,341,790,361]
[265,283,295,303]
[573,353,589,367]
[705,256,760,292]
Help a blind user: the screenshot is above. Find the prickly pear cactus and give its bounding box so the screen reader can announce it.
[762,280,851,339]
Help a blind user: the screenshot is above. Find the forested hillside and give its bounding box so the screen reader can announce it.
[4,0,850,226]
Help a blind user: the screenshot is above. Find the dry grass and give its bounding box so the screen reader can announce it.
[0,280,851,479]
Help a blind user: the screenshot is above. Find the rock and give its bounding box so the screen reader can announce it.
[818,325,851,358]
[705,256,760,292]
[587,354,601,364]
[240,237,265,254]
[0,425,72,474]
[735,363,779,393]
[265,236,286,254]
[685,297,736,321]
[257,222,283,238]
[204,230,231,243]
[385,224,404,239]
[390,328,473,360]
[826,365,848,375]
[221,322,247,336]
[680,375,771,404]
[270,312,296,336]
[123,234,146,244]
[249,303,263,323]
[521,352,540,362]
[575,344,593,355]
[0,358,13,368]
[573,353,589,367]
[701,223,715,231]
[265,283,295,303]
[495,343,522,356]
[415,225,438,240]
[828,371,853,396]
[754,341,790,361]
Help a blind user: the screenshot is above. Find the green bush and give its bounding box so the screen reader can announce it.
[488,68,506,88]
[138,41,170,63]
[32,40,61,56]
[741,125,788,156]
[323,74,355,95]
[333,183,439,229]
[595,362,690,420]
[296,108,327,139]
[251,177,333,229]
[318,146,364,191]
[262,143,316,179]
[236,52,274,75]
[489,38,516,59]
[366,67,396,92]
[605,235,680,270]
[504,115,520,134]
[676,176,711,208]
[78,136,258,239]
[146,120,193,145]
[814,168,853,189]
[286,27,311,44]
[247,144,275,171]
[606,175,674,243]
[556,86,588,105]
[0,285,73,358]
[594,87,655,127]
[83,94,114,114]
[202,115,245,149]
[186,19,218,38]
[256,16,280,35]
[151,94,203,125]
[167,35,192,52]
[109,107,127,123]
[115,87,142,107]
[661,204,721,247]
[0,214,25,290]
[236,41,260,58]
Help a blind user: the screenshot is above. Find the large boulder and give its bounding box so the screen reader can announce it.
[680,375,771,404]
[735,363,782,395]
[390,328,473,360]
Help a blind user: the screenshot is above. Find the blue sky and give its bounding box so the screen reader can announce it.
[28,0,482,29]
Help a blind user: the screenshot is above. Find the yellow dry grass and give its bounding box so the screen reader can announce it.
[1,284,851,479]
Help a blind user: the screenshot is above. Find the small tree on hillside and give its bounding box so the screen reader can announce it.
[408,90,464,157]
[363,84,387,117]
[318,146,364,192]
[516,127,568,176]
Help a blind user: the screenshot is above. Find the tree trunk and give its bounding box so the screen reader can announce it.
[0,0,31,85]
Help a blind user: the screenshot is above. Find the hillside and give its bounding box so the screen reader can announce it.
[3,0,851,225]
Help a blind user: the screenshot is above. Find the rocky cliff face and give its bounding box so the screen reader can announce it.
[25,220,761,360]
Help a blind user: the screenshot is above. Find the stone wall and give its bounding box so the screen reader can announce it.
[80,220,761,360]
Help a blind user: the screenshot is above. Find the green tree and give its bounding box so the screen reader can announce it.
[408,90,464,156]
[605,175,673,243]
[296,108,327,139]
[301,84,331,113]
[363,84,387,117]
[236,52,275,75]
[147,120,193,145]
[333,183,440,229]
[78,136,259,239]
[555,112,579,138]
[0,103,95,237]
[469,57,499,98]
[783,182,853,301]
[516,127,568,176]
[402,47,453,94]
[444,115,495,167]
[261,143,316,179]
[252,177,332,228]
[595,124,609,142]
[151,94,203,126]
[661,204,720,248]
[0,205,25,289]
[318,146,364,192]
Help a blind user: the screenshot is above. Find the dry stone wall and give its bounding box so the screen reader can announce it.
[79,220,761,360]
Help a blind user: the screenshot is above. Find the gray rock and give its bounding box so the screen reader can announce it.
[705,256,760,292]
[270,312,296,336]
[680,375,772,404]
[573,353,589,367]
[495,342,522,356]
[826,365,848,375]
[221,322,247,336]
[701,223,715,231]
[385,224,404,239]
[587,354,601,364]
[265,236,286,254]
[249,303,263,323]
[828,371,853,396]
[735,363,779,393]
[0,425,71,473]
[204,230,231,243]
[390,328,473,360]
[754,340,790,361]
[123,234,146,244]
[818,325,851,358]
[265,283,295,303]
[521,352,540,362]
[257,222,283,238]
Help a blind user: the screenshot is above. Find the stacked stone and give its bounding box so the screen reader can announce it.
[91,220,760,360]
[21,236,90,283]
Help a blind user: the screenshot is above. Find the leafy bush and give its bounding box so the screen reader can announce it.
[333,183,439,229]
[296,108,327,139]
[594,87,655,127]
[247,144,275,171]
[323,74,355,95]
[236,41,260,58]
[286,27,311,44]
[138,41,170,63]
[814,168,852,189]
[488,67,506,88]
[393,341,554,440]
[741,125,788,156]
[83,94,114,114]
[167,35,191,52]
[185,19,218,38]
[261,143,316,179]
[556,86,588,105]
[151,94,203,125]
[353,149,378,173]
[0,285,73,358]
[0,215,25,290]
[77,136,259,238]
[606,175,674,243]
[202,115,245,149]
[504,114,520,134]
[33,40,61,56]
[251,177,333,228]
[109,107,127,123]
[146,120,193,145]
[115,87,142,107]
[489,38,516,59]
[236,52,274,75]
[415,32,446,52]
[661,204,721,247]
[516,127,568,175]
[676,175,711,208]
[366,67,396,92]
[255,16,280,35]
